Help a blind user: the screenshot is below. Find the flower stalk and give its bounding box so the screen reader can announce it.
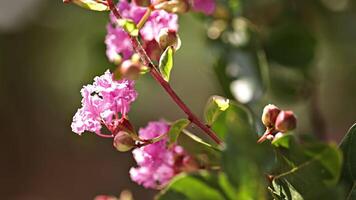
[106,0,222,145]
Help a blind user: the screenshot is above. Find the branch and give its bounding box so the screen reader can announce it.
[106,0,222,145]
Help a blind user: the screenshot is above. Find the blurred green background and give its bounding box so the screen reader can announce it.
[0,0,355,199]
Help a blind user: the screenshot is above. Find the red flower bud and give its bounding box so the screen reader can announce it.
[113,131,135,152]
[275,111,297,133]
[132,0,151,7]
[154,0,189,14]
[158,28,181,51]
[143,40,162,62]
[120,60,141,80]
[261,104,281,128]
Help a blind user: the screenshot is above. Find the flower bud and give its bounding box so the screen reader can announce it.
[143,40,162,62]
[154,0,189,14]
[261,104,281,128]
[132,0,151,7]
[120,60,141,80]
[158,28,181,50]
[113,131,135,152]
[275,111,297,133]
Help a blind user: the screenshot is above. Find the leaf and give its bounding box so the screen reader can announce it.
[214,101,273,199]
[211,101,254,140]
[272,134,294,149]
[204,96,230,126]
[156,172,226,200]
[269,178,304,200]
[339,123,356,197]
[69,0,109,11]
[273,139,343,199]
[159,46,174,82]
[179,130,221,167]
[117,19,139,37]
[168,119,190,144]
[303,143,343,186]
[181,130,220,152]
[266,21,316,67]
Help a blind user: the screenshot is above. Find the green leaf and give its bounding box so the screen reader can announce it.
[339,123,356,198]
[204,96,230,126]
[266,21,316,67]
[273,139,343,199]
[168,119,190,144]
[272,134,294,149]
[211,101,254,140]
[303,143,343,186]
[117,19,139,37]
[179,130,221,167]
[214,101,273,199]
[269,178,304,200]
[159,46,174,82]
[70,0,109,11]
[156,172,226,200]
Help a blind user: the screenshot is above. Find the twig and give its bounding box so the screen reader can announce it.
[106,0,222,145]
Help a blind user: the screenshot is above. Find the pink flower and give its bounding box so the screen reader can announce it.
[105,0,178,62]
[129,121,192,189]
[71,70,137,135]
[191,0,216,15]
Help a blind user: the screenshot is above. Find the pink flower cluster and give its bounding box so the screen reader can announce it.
[71,70,137,135]
[105,0,178,63]
[130,121,192,189]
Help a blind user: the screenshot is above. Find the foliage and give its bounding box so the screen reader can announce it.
[62,0,356,199]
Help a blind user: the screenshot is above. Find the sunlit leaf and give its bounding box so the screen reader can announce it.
[156,171,242,200]
[211,101,254,139]
[117,19,139,37]
[156,172,226,200]
[269,178,304,200]
[159,46,174,82]
[272,134,294,149]
[168,119,190,144]
[67,0,110,11]
[204,95,230,126]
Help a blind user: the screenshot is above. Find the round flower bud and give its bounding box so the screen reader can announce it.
[133,0,151,7]
[275,111,297,133]
[261,104,281,128]
[143,40,162,62]
[120,60,141,80]
[158,28,181,50]
[113,131,135,152]
[154,0,189,14]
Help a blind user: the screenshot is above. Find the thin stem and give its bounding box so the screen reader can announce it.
[346,181,356,200]
[95,132,114,138]
[150,68,222,144]
[106,0,222,145]
[137,8,152,30]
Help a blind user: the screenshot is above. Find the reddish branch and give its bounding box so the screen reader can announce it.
[106,0,222,145]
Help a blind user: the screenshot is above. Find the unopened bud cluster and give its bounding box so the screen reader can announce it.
[258,104,297,143]
[261,104,297,133]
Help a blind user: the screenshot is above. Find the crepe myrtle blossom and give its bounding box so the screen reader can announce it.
[105,0,178,63]
[71,70,137,135]
[130,121,196,189]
